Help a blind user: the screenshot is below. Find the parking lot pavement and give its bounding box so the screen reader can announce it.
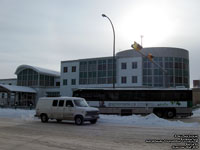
[0,118,199,150]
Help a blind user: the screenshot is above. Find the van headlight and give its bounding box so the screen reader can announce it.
[81,110,86,114]
[85,111,89,116]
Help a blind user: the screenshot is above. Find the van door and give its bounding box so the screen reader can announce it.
[56,100,65,119]
[63,100,75,120]
[51,100,58,119]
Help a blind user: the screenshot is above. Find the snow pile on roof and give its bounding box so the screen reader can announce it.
[192,108,200,117]
[0,84,36,93]
[99,114,199,128]
[0,108,199,127]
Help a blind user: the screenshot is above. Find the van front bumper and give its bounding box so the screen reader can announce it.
[84,115,99,121]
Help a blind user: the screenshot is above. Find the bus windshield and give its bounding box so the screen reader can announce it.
[74,99,88,107]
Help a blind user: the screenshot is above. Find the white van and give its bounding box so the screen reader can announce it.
[35,97,99,125]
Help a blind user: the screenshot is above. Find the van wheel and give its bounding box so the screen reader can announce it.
[75,116,83,125]
[90,119,97,124]
[56,119,62,123]
[41,114,48,123]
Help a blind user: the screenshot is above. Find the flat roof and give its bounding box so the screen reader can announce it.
[73,87,191,91]
[0,78,17,81]
[0,84,36,93]
[61,56,113,63]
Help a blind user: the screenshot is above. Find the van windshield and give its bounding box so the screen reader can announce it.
[74,99,88,107]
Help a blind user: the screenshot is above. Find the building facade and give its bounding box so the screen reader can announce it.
[0,65,60,107]
[0,47,190,105]
[60,47,190,96]
[0,78,17,85]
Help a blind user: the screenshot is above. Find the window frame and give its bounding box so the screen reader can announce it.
[132,76,138,83]
[63,79,67,85]
[72,66,76,72]
[52,100,58,107]
[121,62,127,70]
[71,79,76,85]
[58,100,64,107]
[66,100,74,107]
[132,62,137,69]
[121,76,127,84]
[63,67,68,73]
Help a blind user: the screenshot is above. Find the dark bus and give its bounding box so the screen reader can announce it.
[73,88,193,118]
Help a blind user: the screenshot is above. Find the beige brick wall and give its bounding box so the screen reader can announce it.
[192,88,200,105]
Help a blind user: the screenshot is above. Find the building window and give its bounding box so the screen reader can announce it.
[72,66,76,72]
[56,82,60,86]
[132,76,137,83]
[71,79,76,85]
[46,92,60,97]
[121,63,127,70]
[63,79,67,85]
[121,76,127,84]
[132,62,137,69]
[2,93,4,98]
[79,59,116,85]
[63,67,68,73]
[17,69,39,86]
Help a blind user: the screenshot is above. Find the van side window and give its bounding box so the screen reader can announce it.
[52,100,58,106]
[59,100,64,107]
[66,100,74,107]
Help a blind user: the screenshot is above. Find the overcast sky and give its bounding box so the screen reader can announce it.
[0,0,200,86]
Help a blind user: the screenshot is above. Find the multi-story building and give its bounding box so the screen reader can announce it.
[61,47,190,96]
[0,47,190,106]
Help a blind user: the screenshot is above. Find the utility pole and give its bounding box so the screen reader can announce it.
[102,14,116,88]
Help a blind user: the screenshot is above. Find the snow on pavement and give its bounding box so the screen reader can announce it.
[99,113,199,127]
[0,108,35,121]
[192,108,200,117]
[0,108,199,127]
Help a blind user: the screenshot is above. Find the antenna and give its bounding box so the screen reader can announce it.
[141,35,143,46]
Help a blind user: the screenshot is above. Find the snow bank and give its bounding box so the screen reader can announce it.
[99,114,199,128]
[192,108,200,117]
[0,108,35,121]
[0,108,199,127]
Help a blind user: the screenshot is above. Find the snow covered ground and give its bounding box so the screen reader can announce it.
[0,108,199,127]
[0,108,35,121]
[192,107,200,117]
[99,113,199,128]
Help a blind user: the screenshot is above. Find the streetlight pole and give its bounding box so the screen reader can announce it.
[102,14,115,88]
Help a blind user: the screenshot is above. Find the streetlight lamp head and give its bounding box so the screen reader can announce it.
[102,14,106,17]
